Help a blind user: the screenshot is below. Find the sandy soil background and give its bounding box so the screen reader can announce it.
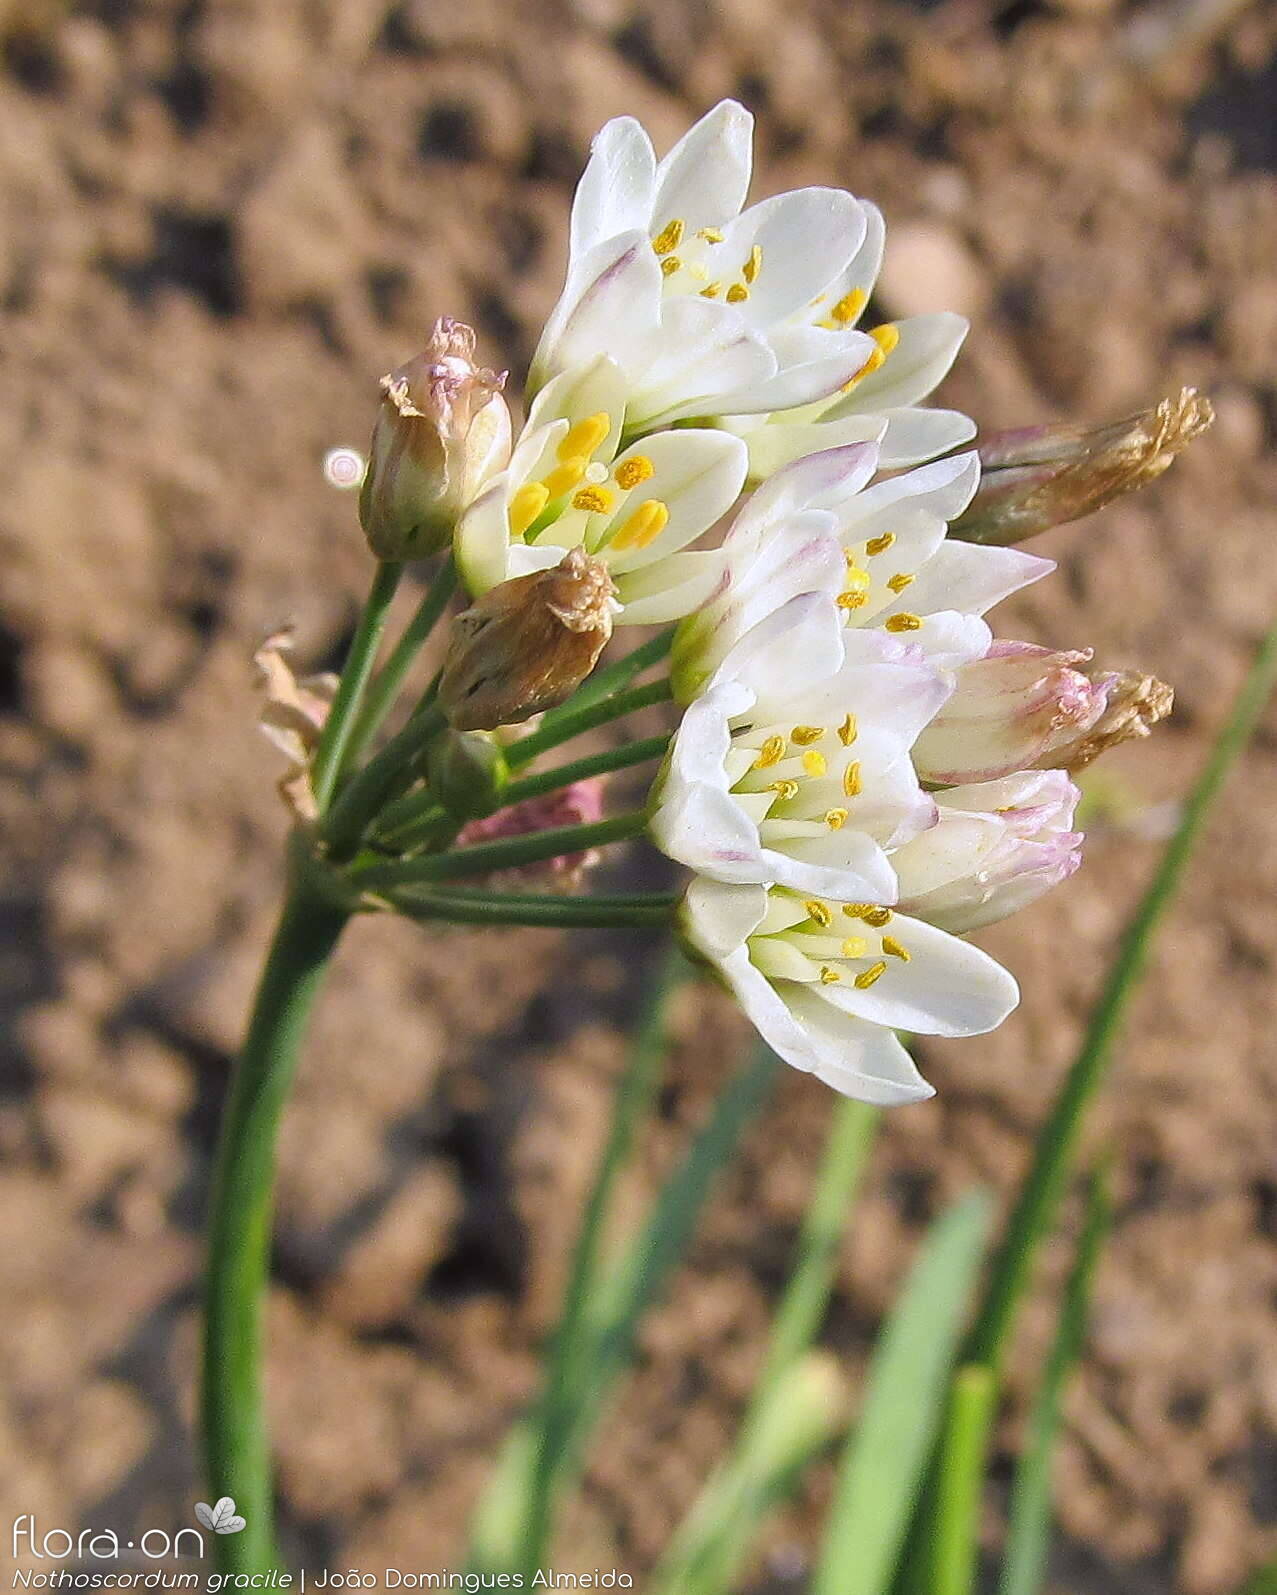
[2,0,1276,1589]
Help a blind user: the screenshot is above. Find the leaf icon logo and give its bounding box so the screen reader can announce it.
[195,1497,247,1535]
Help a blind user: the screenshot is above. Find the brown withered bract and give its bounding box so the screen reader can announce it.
[1051,671,1175,772]
[953,387,1214,546]
[438,547,618,732]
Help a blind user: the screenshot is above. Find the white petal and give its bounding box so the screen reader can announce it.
[653,100,754,234]
[714,189,867,325]
[878,610,993,672]
[742,414,887,481]
[505,541,570,578]
[712,592,846,703]
[877,407,977,469]
[652,778,768,882]
[784,986,934,1103]
[629,298,777,427]
[570,117,657,257]
[736,439,881,532]
[889,540,1053,621]
[836,450,980,534]
[532,233,663,389]
[526,355,632,447]
[603,428,748,573]
[614,549,729,625]
[714,328,878,416]
[823,312,969,418]
[682,876,769,960]
[455,479,514,595]
[763,833,898,904]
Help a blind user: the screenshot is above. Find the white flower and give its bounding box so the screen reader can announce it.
[671,443,1053,702]
[456,357,747,626]
[682,877,1019,1104]
[911,642,1117,785]
[530,103,883,430]
[892,770,1083,933]
[650,593,947,903]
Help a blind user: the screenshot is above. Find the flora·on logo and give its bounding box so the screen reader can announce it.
[195,1497,247,1535]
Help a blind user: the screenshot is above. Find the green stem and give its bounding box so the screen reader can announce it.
[506,680,673,770]
[384,888,676,930]
[540,628,674,720]
[499,736,670,808]
[354,810,650,889]
[309,562,404,812]
[321,705,447,860]
[930,1365,997,1595]
[340,557,457,772]
[201,871,349,1574]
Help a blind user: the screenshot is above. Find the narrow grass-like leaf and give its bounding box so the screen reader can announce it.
[930,1364,997,1595]
[998,1163,1112,1595]
[1239,1564,1277,1595]
[811,1192,992,1595]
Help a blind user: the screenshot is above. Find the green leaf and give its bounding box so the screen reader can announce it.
[811,1192,992,1595]
[930,1364,998,1595]
[998,1166,1113,1595]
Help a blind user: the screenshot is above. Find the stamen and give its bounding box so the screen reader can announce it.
[882,935,911,961]
[541,456,588,498]
[865,531,895,556]
[790,725,825,745]
[887,572,915,593]
[842,761,862,797]
[819,965,842,985]
[830,287,867,325]
[768,779,800,800]
[838,713,858,746]
[609,498,670,551]
[742,244,763,284]
[661,256,682,278]
[558,413,611,462]
[885,613,922,633]
[837,590,869,611]
[841,904,874,920]
[697,227,724,244]
[752,734,786,770]
[802,751,827,777]
[726,283,750,303]
[824,808,848,830]
[509,481,550,536]
[614,455,655,490]
[571,485,615,514]
[870,322,901,356]
[652,218,684,256]
[863,907,892,928]
[700,282,723,299]
[805,900,833,928]
[841,936,868,958]
[855,960,888,989]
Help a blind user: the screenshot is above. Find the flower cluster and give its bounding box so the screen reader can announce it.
[316,101,1191,1106]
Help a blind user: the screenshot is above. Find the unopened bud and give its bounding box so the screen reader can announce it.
[1043,670,1173,772]
[952,388,1214,546]
[439,547,618,731]
[359,317,511,561]
[424,729,509,820]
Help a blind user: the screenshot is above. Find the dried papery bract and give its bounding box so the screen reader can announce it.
[439,546,618,732]
[359,317,511,561]
[253,628,338,821]
[1048,669,1174,772]
[953,388,1215,546]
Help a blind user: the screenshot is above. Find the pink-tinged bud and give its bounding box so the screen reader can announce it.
[455,779,607,888]
[359,317,511,561]
[894,770,1083,933]
[952,388,1214,546]
[913,642,1115,784]
[439,546,618,732]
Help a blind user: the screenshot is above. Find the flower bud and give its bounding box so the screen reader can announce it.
[424,729,509,820]
[359,317,511,561]
[952,388,1214,546]
[438,546,619,731]
[893,770,1083,933]
[454,779,606,889]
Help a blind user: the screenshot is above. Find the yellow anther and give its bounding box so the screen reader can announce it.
[541,456,588,498]
[700,282,723,299]
[885,613,922,633]
[819,965,842,985]
[726,283,750,303]
[742,244,763,284]
[661,256,682,278]
[830,287,867,325]
[838,713,858,746]
[863,906,892,928]
[572,485,615,514]
[614,455,655,490]
[882,935,911,961]
[842,904,873,920]
[855,960,888,989]
[870,322,901,356]
[768,779,800,801]
[824,808,848,830]
[558,412,611,462]
[802,751,827,778]
[837,590,869,611]
[609,498,670,552]
[843,761,862,798]
[752,734,786,770]
[887,572,915,593]
[697,226,724,244]
[843,561,871,588]
[509,481,550,536]
[843,347,886,390]
[651,217,685,256]
[841,935,868,958]
[805,900,833,928]
[865,531,895,556]
[790,725,825,746]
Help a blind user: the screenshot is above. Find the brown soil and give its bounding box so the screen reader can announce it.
[2,1,1276,1590]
